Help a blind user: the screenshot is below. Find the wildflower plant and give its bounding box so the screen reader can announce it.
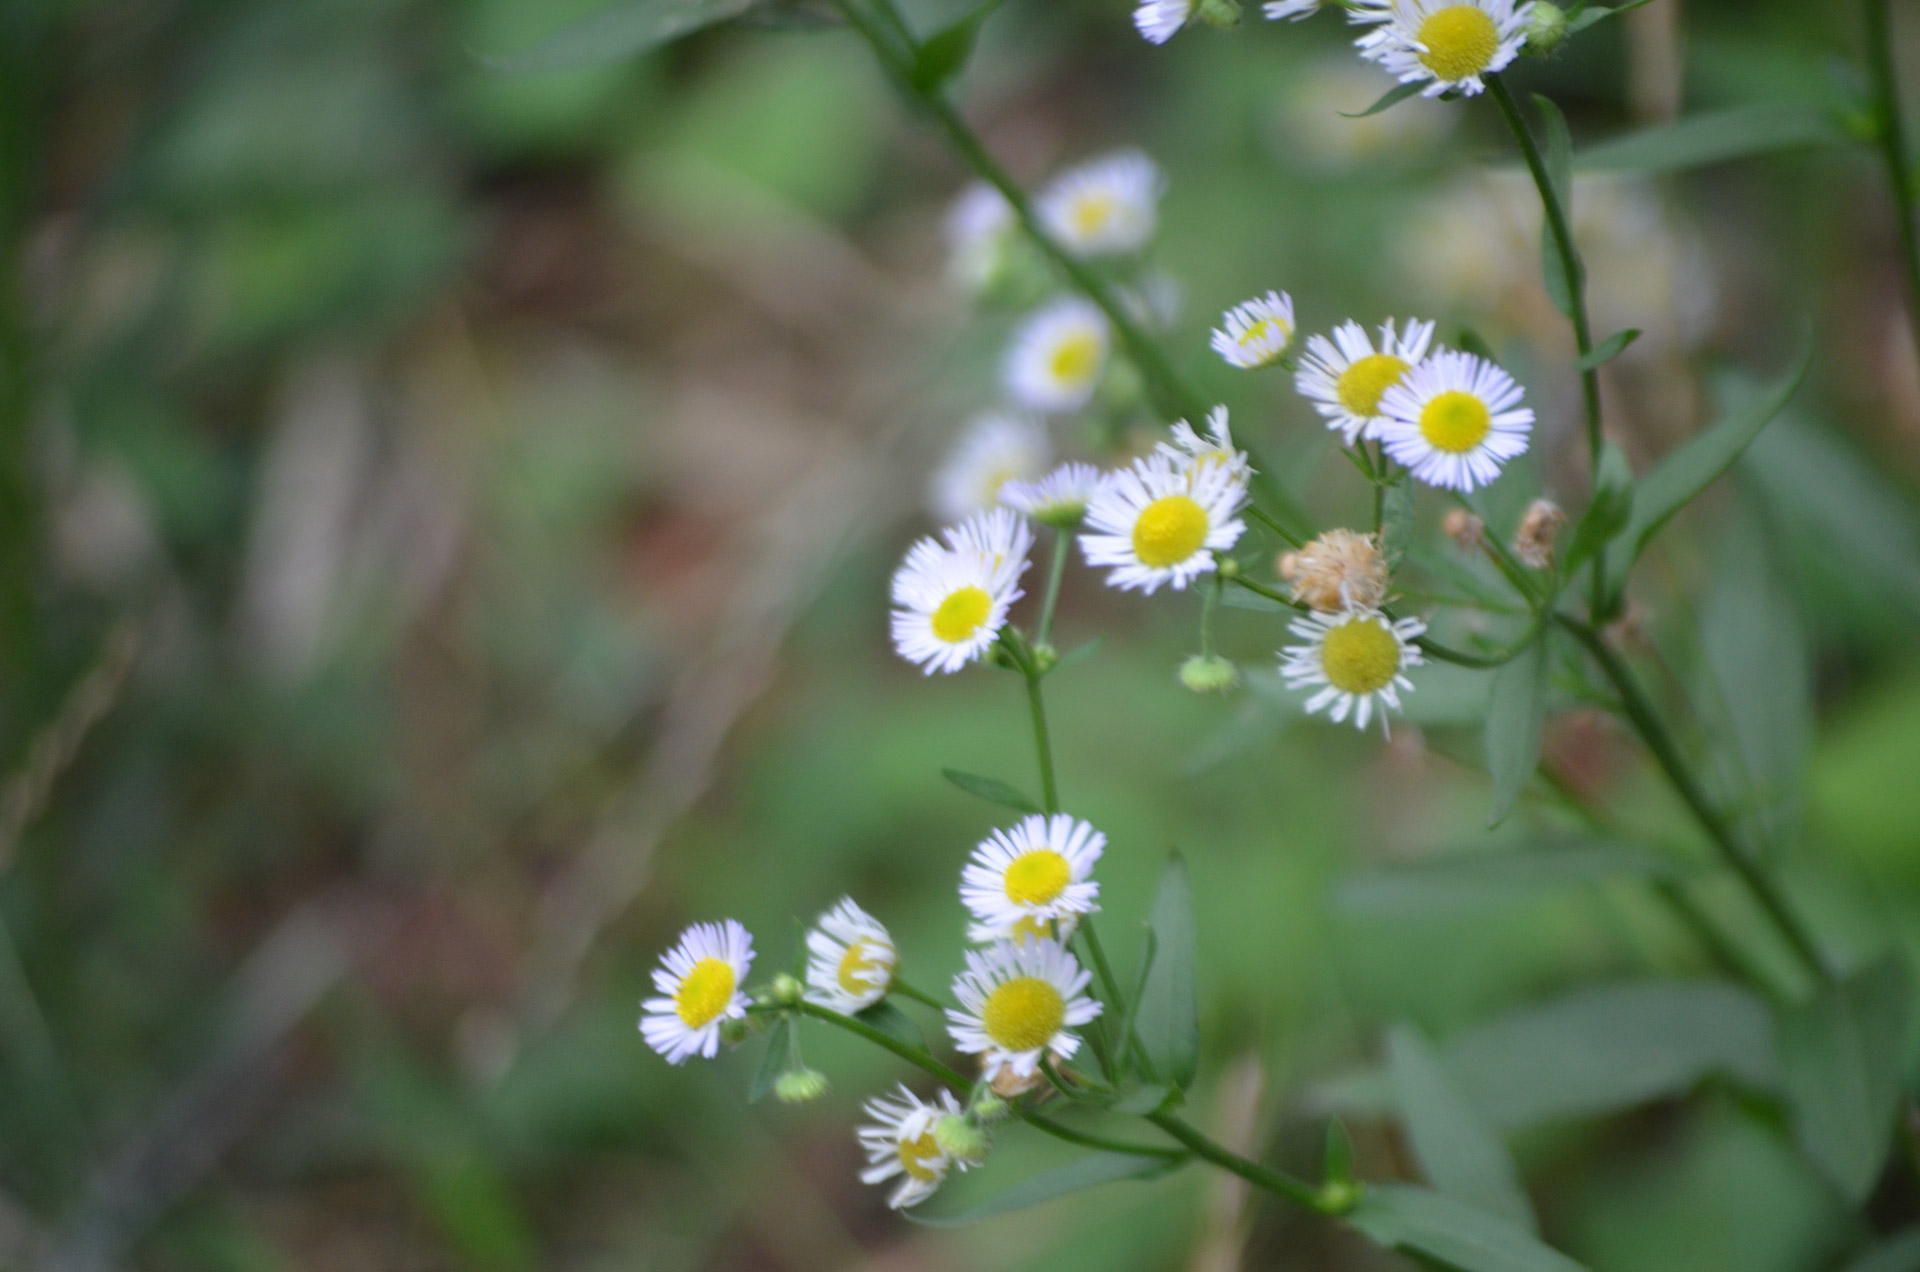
[505,0,1920,1265]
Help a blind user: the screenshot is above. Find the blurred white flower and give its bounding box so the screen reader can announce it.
[930,411,1051,521]
[1210,290,1297,369]
[1271,56,1459,171]
[1004,298,1110,412]
[945,181,1016,293]
[1036,150,1165,257]
[858,1086,967,1209]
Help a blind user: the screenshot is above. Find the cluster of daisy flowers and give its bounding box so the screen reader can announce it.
[641,812,1110,1210]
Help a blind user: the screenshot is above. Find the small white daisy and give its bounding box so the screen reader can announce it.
[1355,0,1533,98]
[1210,291,1297,369]
[1080,451,1246,594]
[858,1085,968,1209]
[1036,151,1165,258]
[945,181,1016,293]
[804,898,898,1014]
[947,937,1103,1082]
[1157,404,1253,486]
[1263,0,1321,17]
[1376,349,1533,491]
[1294,318,1438,444]
[1134,0,1194,42]
[889,508,1034,674]
[640,920,754,1065]
[999,461,1106,529]
[960,813,1104,938]
[1005,298,1111,413]
[1280,606,1426,733]
[929,412,1052,522]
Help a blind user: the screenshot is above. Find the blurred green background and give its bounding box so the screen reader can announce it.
[4,0,1920,1268]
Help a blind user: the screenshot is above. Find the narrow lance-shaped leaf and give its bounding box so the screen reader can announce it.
[858,1000,928,1051]
[1388,1025,1538,1233]
[1562,441,1633,577]
[910,0,1005,93]
[1381,475,1416,567]
[1780,955,1913,1203]
[1343,81,1425,118]
[1135,853,1199,1089]
[1348,1185,1590,1272]
[1575,101,1846,173]
[1335,842,1690,915]
[1574,328,1641,371]
[942,769,1040,814]
[481,0,760,73]
[905,1152,1183,1227]
[1532,94,1582,318]
[1484,636,1549,828]
[1841,1227,1920,1272]
[1566,0,1656,33]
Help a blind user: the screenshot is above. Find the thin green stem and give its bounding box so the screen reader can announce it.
[1146,1110,1343,1214]
[1037,529,1070,650]
[1199,575,1220,658]
[1225,573,1305,612]
[1556,617,1833,986]
[1020,1111,1187,1160]
[889,977,947,1010]
[1865,0,1920,373]
[1245,502,1306,549]
[1024,671,1059,814]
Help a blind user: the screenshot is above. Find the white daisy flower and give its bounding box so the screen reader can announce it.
[1294,318,1438,444]
[1036,151,1165,258]
[1376,349,1533,491]
[960,813,1104,938]
[1079,451,1246,594]
[889,508,1034,674]
[1000,461,1106,530]
[966,913,1082,946]
[1210,291,1297,369]
[1134,0,1194,42]
[1263,0,1321,17]
[945,181,1016,293]
[1280,606,1426,733]
[1157,404,1253,486]
[858,1085,968,1209]
[930,412,1052,522]
[1354,0,1534,98]
[639,920,754,1065]
[804,897,897,1014]
[1005,298,1111,413]
[947,937,1103,1082]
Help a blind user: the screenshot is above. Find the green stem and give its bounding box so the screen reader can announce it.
[1245,503,1306,549]
[1865,0,1920,373]
[1199,575,1220,658]
[889,977,947,1010]
[1024,671,1059,815]
[1146,1110,1343,1214]
[1225,573,1305,612]
[1037,529,1070,650]
[1556,617,1834,986]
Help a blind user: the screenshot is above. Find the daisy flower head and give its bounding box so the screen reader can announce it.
[1210,290,1297,369]
[930,411,1052,522]
[945,181,1016,293]
[640,920,754,1064]
[1080,451,1246,594]
[1157,404,1252,486]
[858,1085,968,1209]
[890,508,1034,674]
[1135,0,1195,43]
[1036,150,1165,258]
[1005,298,1111,413]
[1281,605,1426,733]
[947,937,1103,1082]
[961,813,1104,937]
[1355,0,1534,98]
[1294,317,1437,444]
[1000,461,1106,530]
[804,897,898,1013]
[1376,349,1533,491]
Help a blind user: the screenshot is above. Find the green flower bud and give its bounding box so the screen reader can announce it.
[774,1068,830,1104]
[1215,555,1242,579]
[970,1093,1010,1123]
[770,973,805,1007]
[933,1114,992,1165]
[1194,0,1242,29]
[719,1016,751,1046]
[1030,643,1058,674]
[1179,654,1239,695]
[1524,1,1568,56]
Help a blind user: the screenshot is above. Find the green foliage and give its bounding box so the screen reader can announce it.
[1779,956,1913,1202]
[910,0,1004,93]
[1348,1185,1588,1272]
[1576,102,1847,173]
[1387,1024,1537,1232]
[943,768,1042,813]
[1134,854,1198,1090]
[907,1151,1185,1226]
[482,0,761,72]
[1484,635,1549,827]
[1336,842,1692,914]
[748,1015,798,1101]
[1573,329,1641,371]
[1562,441,1632,577]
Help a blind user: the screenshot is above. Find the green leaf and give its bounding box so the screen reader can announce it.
[749,1016,797,1104]
[481,0,759,73]
[1342,81,1425,118]
[942,769,1041,814]
[1563,442,1633,577]
[1349,1185,1589,1272]
[909,0,1003,92]
[1484,637,1549,828]
[1388,1026,1537,1233]
[1780,956,1913,1202]
[1055,636,1104,669]
[1566,0,1656,33]
[1135,854,1199,1090]
[906,1152,1183,1226]
[857,1000,929,1051]
[1841,1227,1920,1272]
[1112,1083,1173,1115]
[1574,329,1641,371]
[1604,335,1813,582]
[1325,1116,1356,1184]
[1455,328,1499,363]
[1575,102,1845,173]
[1531,95,1582,318]
[1381,476,1417,567]
[1335,842,1690,914]
[1219,585,1291,614]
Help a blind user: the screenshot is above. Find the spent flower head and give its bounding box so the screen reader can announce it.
[1286,528,1390,611]
[1512,498,1567,569]
[930,412,1052,522]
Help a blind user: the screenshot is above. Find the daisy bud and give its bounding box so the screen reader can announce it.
[1443,508,1485,550]
[1215,555,1241,579]
[1195,0,1242,29]
[1287,529,1389,612]
[774,1068,830,1104]
[719,1017,751,1046]
[1512,499,1567,569]
[1179,654,1240,694]
[771,973,805,1007]
[970,1093,1010,1123]
[933,1114,993,1165]
[1524,2,1569,56]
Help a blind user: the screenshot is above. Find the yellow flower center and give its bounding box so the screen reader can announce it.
[1048,330,1103,386]
[1320,617,1402,695]
[1419,390,1492,453]
[1336,353,1410,417]
[898,1131,944,1181]
[1416,5,1501,81]
[931,586,992,644]
[1069,193,1117,239]
[673,957,736,1028]
[1236,318,1291,364]
[981,975,1067,1052]
[837,938,891,994]
[1003,849,1071,906]
[1010,916,1057,943]
[1132,495,1210,568]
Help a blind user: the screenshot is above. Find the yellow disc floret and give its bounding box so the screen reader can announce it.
[1419,390,1492,453]
[1336,354,1411,417]
[1320,617,1403,695]
[1132,495,1210,568]
[1236,318,1291,364]
[674,957,736,1028]
[1049,331,1103,385]
[1070,194,1117,239]
[837,939,891,994]
[931,586,992,643]
[1416,5,1501,81]
[981,975,1067,1052]
[898,1131,944,1181]
[1003,850,1071,906]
